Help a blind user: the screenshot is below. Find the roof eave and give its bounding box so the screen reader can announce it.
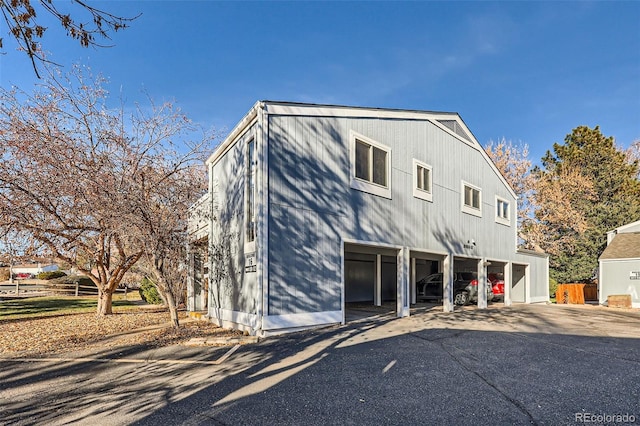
[206,101,262,166]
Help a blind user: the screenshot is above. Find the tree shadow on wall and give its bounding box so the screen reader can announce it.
[266,117,403,315]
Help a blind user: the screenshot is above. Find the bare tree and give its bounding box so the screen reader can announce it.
[0,65,214,315]
[529,167,596,256]
[484,138,538,248]
[1,0,138,78]
[627,139,640,178]
[132,155,209,327]
[0,228,34,285]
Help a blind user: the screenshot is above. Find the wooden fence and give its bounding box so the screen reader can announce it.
[6,281,129,298]
[556,283,598,304]
[43,282,129,297]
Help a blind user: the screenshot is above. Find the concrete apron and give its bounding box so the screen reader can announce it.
[339,303,640,347]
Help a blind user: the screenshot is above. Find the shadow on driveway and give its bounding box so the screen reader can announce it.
[1,304,640,425]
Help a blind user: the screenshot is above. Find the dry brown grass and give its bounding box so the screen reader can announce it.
[0,306,243,358]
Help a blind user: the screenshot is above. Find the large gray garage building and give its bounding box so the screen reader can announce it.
[187,101,549,335]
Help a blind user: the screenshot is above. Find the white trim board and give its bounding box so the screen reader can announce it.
[343,238,403,251]
[210,308,258,329]
[206,102,260,166]
[265,102,457,121]
[600,258,640,263]
[608,220,640,234]
[262,311,342,330]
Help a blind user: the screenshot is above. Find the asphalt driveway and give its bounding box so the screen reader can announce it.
[1,303,639,425]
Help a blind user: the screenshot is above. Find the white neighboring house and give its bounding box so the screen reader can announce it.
[599,220,640,308]
[12,263,59,278]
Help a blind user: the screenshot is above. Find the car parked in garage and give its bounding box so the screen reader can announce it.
[455,272,494,305]
[416,272,493,305]
[415,273,448,301]
[489,273,505,301]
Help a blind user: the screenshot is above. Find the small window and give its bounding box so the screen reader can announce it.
[413,159,433,202]
[355,139,387,186]
[245,139,256,250]
[350,131,391,198]
[461,181,482,217]
[495,196,510,226]
[464,185,480,209]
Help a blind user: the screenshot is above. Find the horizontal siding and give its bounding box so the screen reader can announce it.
[268,115,520,315]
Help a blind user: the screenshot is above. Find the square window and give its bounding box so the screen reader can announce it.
[464,185,480,209]
[461,181,482,217]
[464,186,473,207]
[355,139,388,187]
[495,196,511,226]
[350,131,391,199]
[413,159,433,202]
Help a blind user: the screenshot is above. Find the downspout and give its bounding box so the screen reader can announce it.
[206,160,215,320]
[598,259,603,305]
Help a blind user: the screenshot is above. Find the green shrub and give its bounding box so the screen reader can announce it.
[549,277,558,299]
[37,270,67,280]
[139,277,163,305]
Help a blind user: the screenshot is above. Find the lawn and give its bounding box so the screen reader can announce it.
[0,294,144,321]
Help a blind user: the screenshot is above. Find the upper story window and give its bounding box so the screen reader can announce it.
[356,139,387,185]
[412,159,433,202]
[245,139,256,249]
[495,196,511,226]
[461,181,482,217]
[350,131,391,199]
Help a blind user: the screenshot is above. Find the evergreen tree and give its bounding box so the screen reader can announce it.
[534,126,640,283]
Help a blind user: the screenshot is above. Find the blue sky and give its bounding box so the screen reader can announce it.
[1,1,639,164]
